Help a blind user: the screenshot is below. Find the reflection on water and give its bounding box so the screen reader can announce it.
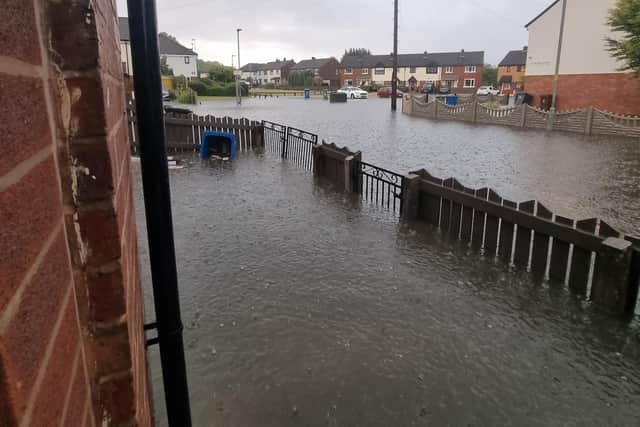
[133,153,640,427]
[180,97,640,236]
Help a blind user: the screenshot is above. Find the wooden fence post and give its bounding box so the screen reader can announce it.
[401,173,421,221]
[520,104,527,128]
[472,101,478,123]
[434,100,439,119]
[585,107,594,135]
[343,151,361,193]
[591,237,634,314]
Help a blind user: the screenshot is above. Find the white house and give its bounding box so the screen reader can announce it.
[524,0,640,114]
[118,18,198,78]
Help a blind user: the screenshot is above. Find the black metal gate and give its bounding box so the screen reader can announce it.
[262,121,318,170]
[353,160,405,214]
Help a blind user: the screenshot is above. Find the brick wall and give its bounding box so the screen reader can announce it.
[497,66,525,95]
[339,67,370,87]
[0,1,151,426]
[442,65,483,94]
[525,73,640,115]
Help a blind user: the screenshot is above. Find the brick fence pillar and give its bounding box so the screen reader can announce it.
[591,238,634,315]
[401,173,422,221]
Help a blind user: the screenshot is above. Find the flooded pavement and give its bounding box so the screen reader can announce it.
[178,97,640,236]
[133,152,640,427]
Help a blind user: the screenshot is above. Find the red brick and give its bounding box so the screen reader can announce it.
[102,76,127,135]
[0,156,62,311]
[0,74,51,177]
[525,73,640,115]
[89,325,132,376]
[0,359,18,426]
[0,232,71,417]
[48,1,99,71]
[61,358,89,427]
[71,140,115,203]
[30,300,81,426]
[0,0,41,65]
[87,266,126,323]
[67,77,107,138]
[98,373,135,425]
[77,205,121,267]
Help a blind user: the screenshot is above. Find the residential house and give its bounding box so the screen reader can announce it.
[524,0,640,114]
[497,47,527,94]
[118,18,198,78]
[289,57,340,88]
[240,59,296,85]
[338,50,484,93]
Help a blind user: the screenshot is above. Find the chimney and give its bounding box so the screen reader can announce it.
[523,46,528,52]
[312,56,316,60]
[461,49,465,53]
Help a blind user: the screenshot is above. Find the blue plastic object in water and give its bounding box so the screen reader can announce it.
[304,88,310,99]
[200,131,237,159]
[445,95,458,106]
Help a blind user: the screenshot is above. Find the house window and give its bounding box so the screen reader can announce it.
[445,66,454,73]
[375,67,385,75]
[269,70,273,75]
[506,66,511,72]
[502,82,512,90]
[464,78,475,88]
[452,80,458,88]
[362,68,369,74]
[409,67,416,73]
[426,66,438,74]
[517,65,523,72]
[345,67,353,74]
[184,56,190,64]
[465,65,476,73]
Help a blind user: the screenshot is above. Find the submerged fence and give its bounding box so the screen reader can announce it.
[312,143,640,316]
[403,95,640,138]
[263,120,318,170]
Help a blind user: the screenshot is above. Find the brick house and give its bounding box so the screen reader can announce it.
[338,50,484,93]
[525,0,640,115]
[497,47,527,94]
[289,57,339,88]
[241,59,295,85]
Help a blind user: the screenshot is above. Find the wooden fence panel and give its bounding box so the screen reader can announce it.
[440,178,454,232]
[531,202,553,275]
[418,173,443,226]
[499,200,517,263]
[484,190,502,255]
[450,180,465,239]
[514,201,535,267]
[568,218,597,293]
[549,215,574,282]
[460,185,475,242]
[471,188,489,250]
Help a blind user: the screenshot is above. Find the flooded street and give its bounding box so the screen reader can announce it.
[184,96,640,235]
[134,151,640,426]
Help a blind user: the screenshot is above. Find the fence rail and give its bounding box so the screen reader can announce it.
[404,95,640,138]
[262,120,318,170]
[353,161,404,214]
[127,105,264,154]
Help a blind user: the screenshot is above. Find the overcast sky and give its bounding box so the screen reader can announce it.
[116,0,553,66]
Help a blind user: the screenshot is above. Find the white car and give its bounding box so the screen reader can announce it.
[337,86,368,99]
[477,86,499,96]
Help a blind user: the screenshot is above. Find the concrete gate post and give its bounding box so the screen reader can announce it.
[591,238,634,314]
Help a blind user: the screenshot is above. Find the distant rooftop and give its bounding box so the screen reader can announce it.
[291,57,335,70]
[499,48,528,67]
[118,17,197,56]
[340,51,485,68]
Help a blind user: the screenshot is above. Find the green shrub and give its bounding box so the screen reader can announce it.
[174,89,197,104]
[189,80,208,96]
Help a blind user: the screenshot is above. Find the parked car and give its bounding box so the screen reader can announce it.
[377,87,403,98]
[477,86,499,96]
[422,82,435,94]
[337,86,369,99]
[162,88,170,101]
[439,85,451,94]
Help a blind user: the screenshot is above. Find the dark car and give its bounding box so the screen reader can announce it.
[377,87,404,98]
[422,82,435,94]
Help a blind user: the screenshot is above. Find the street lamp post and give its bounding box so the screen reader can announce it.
[231,54,235,69]
[236,28,242,105]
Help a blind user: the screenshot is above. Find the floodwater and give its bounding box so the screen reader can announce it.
[183,96,640,236]
[134,98,640,426]
[133,159,640,426]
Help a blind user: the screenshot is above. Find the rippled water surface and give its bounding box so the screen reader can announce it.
[135,98,640,426]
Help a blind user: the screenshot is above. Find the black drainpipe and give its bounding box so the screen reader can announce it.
[126,1,192,425]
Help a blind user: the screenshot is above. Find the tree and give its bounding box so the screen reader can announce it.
[159,32,178,42]
[160,56,173,76]
[606,0,640,74]
[482,64,497,86]
[208,63,234,82]
[341,48,371,61]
